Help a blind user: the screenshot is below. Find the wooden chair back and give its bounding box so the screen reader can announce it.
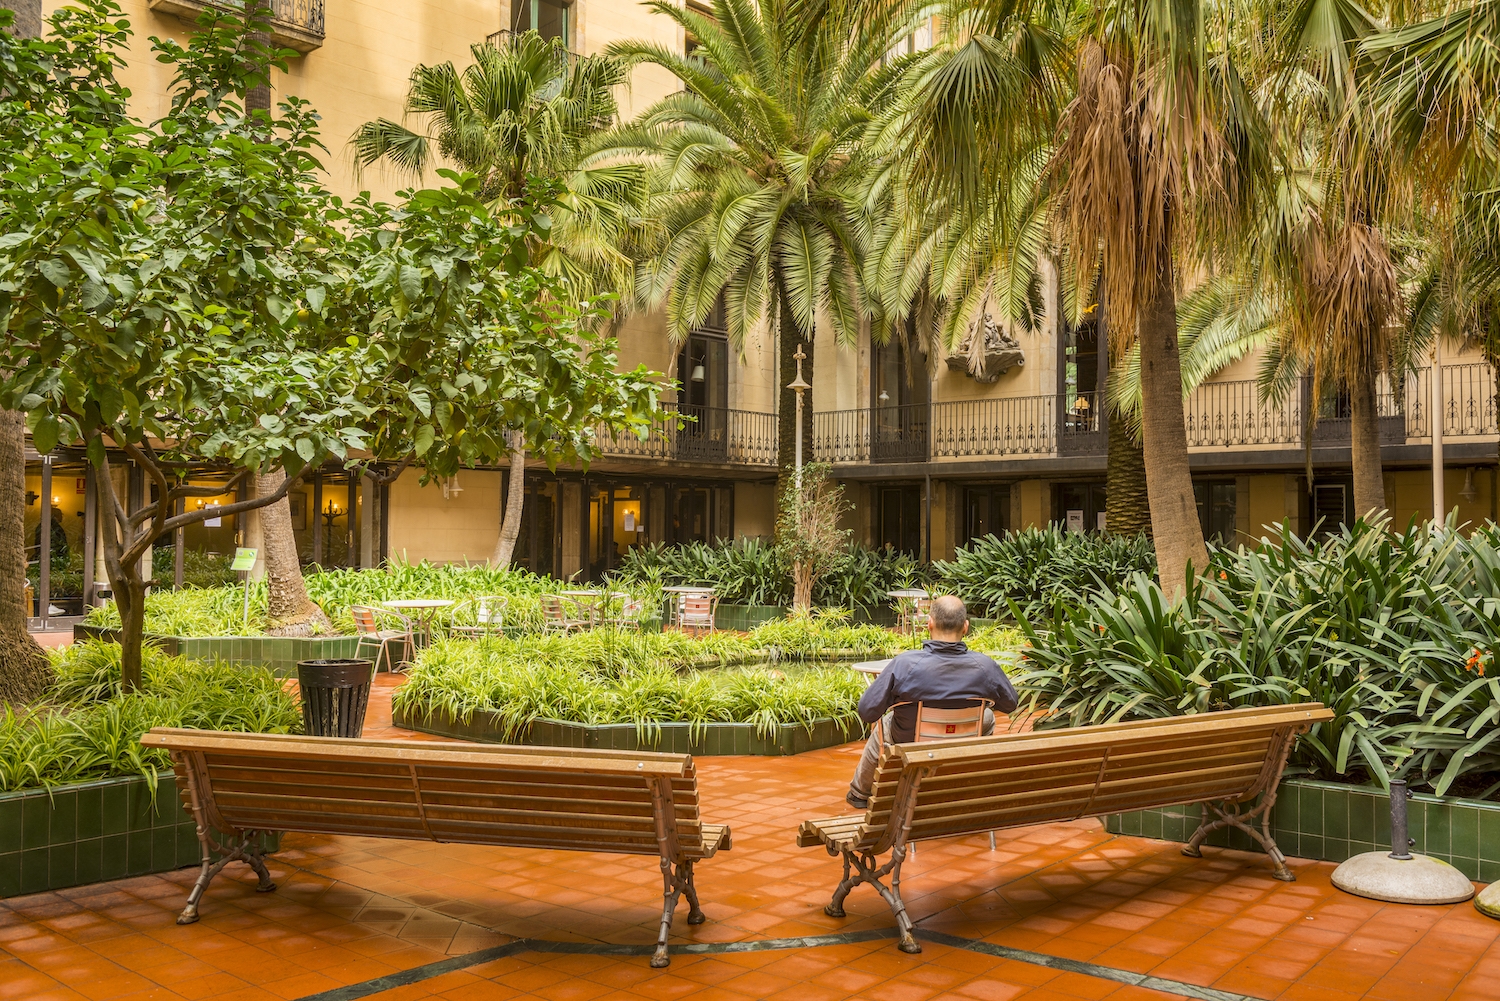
[913,700,991,741]
[805,704,1334,855]
[142,728,717,862]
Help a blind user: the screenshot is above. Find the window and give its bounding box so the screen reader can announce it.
[870,326,929,462]
[1062,311,1101,433]
[1312,482,1349,538]
[1193,480,1237,546]
[512,0,571,46]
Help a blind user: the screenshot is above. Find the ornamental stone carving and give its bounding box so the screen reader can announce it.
[944,312,1025,384]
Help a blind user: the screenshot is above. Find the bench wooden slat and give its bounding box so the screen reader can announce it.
[145,726,731,966]
[799,705,1333,952]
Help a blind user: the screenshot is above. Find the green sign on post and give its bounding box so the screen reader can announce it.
[233,548,258,631]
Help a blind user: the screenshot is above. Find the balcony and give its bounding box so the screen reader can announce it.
[813,364,1498,467]
[593,403,777,467]
[149,0,325,52]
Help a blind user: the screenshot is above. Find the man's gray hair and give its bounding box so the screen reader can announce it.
[929,595,967,633]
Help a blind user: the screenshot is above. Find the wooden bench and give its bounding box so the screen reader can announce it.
[141,728,732,967]
[796,703,1333,954]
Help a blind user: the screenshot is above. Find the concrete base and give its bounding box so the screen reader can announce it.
[1476,881,1500,920]
[1332,852,1475,905]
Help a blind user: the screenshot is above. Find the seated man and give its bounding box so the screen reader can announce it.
[847,595,1017,809]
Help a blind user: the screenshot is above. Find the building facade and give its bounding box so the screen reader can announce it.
[18,0,1500,628]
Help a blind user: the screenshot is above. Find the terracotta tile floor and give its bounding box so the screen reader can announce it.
[2,674,1497,1001]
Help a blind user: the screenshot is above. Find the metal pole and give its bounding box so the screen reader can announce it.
[1432,341,1445,523]
[788,345,810,490]
[39,455,52,626]
[1389,779,1413,860]
[794,390,804,487]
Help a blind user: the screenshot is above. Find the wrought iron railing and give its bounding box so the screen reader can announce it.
[812,364,1497,464]
[1184,378,1303,447]
[593,404,777,466]
[930,394,1056,457]
[1405,363,1499,439]
[269,0,322,36]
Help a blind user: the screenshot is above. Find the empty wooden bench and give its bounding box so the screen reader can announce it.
[796,703,1333,954]
[141,728,732,967]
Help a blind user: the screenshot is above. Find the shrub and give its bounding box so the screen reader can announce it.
[746,609,915,661]
[934,527,1157,621]
[1016,519,1500,798]
[0,642,300,793]
[612,538,928,613]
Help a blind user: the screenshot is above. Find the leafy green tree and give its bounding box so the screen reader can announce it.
[0,0,51,705]
[352,32,644,566]
[598,0,914,487]
[0,5,659,686]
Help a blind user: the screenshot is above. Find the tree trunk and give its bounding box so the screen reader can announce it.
[259,470,330,635]
[0,409,50,705]
[1105,376,1152,538]
[1138,256,1209,600]
[792,560,813,611]
[0,0,51,710]
[116,577,146,692]
[491,438,526,567]
[1348,363,1386,523]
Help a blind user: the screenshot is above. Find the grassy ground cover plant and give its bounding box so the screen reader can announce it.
[1016,518,1500,799]
[392,635,867,741]
[0,642,300,793]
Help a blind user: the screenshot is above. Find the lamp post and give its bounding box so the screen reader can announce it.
[1431,337,1445,524]
[787,345,811,489]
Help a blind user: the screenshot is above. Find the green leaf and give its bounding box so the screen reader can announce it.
[38,259,72,289]
[399,264,424,303]
[30,416,59,455]
[295,438,316,463]
[413,424,435,456]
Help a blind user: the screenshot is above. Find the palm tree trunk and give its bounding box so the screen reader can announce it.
[1105,386,1152,538]
[492,437,526,567]
[1348,363,1386,522]
[0,409,51,705]
[1138,256,1208,599]
[259,470,331,636]
[0,0,51,706]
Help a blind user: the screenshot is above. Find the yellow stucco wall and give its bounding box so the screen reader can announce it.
[1387,467,1497,530]
[733,482,775,541]
[57,1,692,205]
[386,468,501,564]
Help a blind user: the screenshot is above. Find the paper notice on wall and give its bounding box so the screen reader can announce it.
[1066,509,1085,534]
[623,511,637,532]
[1097,511,1107,531]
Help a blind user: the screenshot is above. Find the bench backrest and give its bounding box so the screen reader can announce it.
[854,704,1332,854]
[141,728,711,862]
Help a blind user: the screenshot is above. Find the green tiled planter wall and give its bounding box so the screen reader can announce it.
[72,624,358,676]
[711,604,786,631]
[1107,777,1500,881]
[394,706,866,756]
[2,774,197,898]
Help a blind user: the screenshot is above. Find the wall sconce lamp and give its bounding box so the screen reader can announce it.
[690,363,706,382]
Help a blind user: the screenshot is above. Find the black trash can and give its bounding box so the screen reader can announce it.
[296,659,375,738]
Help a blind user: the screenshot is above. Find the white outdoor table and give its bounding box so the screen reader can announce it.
[380,599,454,647]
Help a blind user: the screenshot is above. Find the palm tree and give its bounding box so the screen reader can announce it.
[352,31,637,567]
[888,0,1269,592]
[595,0,915,484]
[1365,3,1500,384]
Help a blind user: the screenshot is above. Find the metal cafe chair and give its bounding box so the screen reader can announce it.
[351,605,416,673]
